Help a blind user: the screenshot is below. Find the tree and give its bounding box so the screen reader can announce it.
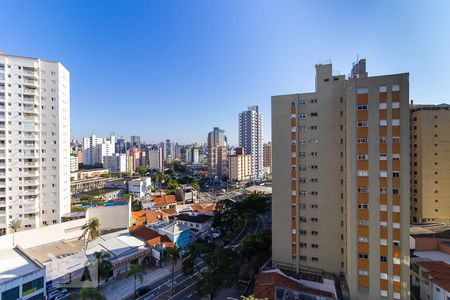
[131,198,143,212]
[161,246,181,292]
[93,251,112,290]
[196,247,240,299]
[126,263,145,296]
[191,181,201,192]
[9,219,21,246]
[83,218,100,249]
[241,296,268,300]
[240,230,272,263]
[77,282,105,300]
[136,166,148,176]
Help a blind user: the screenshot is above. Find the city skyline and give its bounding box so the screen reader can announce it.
[1,1,449,145]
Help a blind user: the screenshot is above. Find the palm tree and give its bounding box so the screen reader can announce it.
[93,251,112,290]
[83,218,100,250]
[126,263,145,296]
[161,246,181,292]
[9,219,21,246]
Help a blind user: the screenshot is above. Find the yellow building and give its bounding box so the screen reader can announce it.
[411,103,450,223]
[228,147,252,182]
[272,59,410,300]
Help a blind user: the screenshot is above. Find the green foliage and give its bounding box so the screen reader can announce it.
[126,263,145,295]
[83,217,100,240]
[93,251,112,289]
[136,166,148,176]
[8,219,22,232]
[195,247,240,298]
[182,240,215,275]
[131,199,143,212]
[241,296,268,300]
[191,181,201,191]
[78,282,105,300]
[161,246,181,288]
[240,229,271,261]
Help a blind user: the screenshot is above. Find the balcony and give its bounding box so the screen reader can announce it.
[23,124,39,132]
[23,106,39,114]
[23,189,39,196]
[23,170,39,176]
[23,69,38,78]
[24,179,39,186]
[23,88,39,96]
[23,95,39,103]
[23,79,39,88]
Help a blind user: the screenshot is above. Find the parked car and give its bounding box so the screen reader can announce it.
[135,286,152,297]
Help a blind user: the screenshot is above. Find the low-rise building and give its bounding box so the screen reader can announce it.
[75,187,124,201]
[175,185,198,204]
[175,214,213,236]
[0,247,46,300]
[153,195,177,209]
[158,223,192,248]
[228,147,252,182]
[71,168,109,180]
[412,261,450,300]
[128,177,151,199]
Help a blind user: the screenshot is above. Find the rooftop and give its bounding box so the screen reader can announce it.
[414,250,450,265]
[154,195,177,205]
[159,223,191,235]
[253,269,335,300]
[418,261,450,292]
[0,247,43,284]
[129,225,173,247]
[176,213,213,224]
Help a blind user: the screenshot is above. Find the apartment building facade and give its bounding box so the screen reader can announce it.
[82,134,116,166]
[410,104,450,223]
[263,142,272,175]
[228,147,252,182]
[103,153,127,173]
[0,53,71,234]
[272,59,410,300]
[207,128,227,178]
[239,105,264,179]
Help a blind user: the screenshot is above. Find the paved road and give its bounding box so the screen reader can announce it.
[168,215,267,300]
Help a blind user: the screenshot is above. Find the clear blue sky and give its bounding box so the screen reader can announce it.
[1,1,449,145]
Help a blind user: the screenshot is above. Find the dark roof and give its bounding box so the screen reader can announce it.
[176,214,213,224]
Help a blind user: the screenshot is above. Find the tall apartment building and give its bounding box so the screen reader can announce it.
[148,145,163,171]
[103,153,127,172]
[207,128,227,178]
[162,139,174,164]
[410,104,450,223]
[272,59,410,300]
[0,53,71,234]
[263,142,272,175]
[239,105,263,179]
[228,147,252,182]
[82,134,116,166]
[70,156,79,172]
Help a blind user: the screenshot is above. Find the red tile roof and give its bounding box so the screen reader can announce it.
[191,203,216,213]
[253,270,333,300]
[129,225,173,247]
[154,195,177,205]
[418,261,450,292]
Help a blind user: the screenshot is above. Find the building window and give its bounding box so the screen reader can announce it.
[392,85,400,91]
[379,120,387,126]
[357,120,368,127]
[357,87,368,94]
[379,102,387,109]
[357,153,368,160]
[379,86,387,92]
[357,170,368,176]
[358,253,369,259]
[357,104,368,110]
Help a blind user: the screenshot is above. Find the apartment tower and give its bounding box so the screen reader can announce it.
[410,104,450,223]
[239,105,263,179]
[0,53,70,234]
[272,59,410,300]
[228,147,252,182]
[207,127,227,178]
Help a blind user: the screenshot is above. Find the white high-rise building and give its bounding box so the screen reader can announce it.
[148,145,163,171]
[82,134,116,166]
[0,53,71,234]
[103,153,127,172]
[239,105,263,179]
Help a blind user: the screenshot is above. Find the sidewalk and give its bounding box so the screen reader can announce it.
[101,266,170,299]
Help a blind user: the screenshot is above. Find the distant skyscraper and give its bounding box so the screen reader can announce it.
[115,137,126,154]
[239,105,263,179]
[130,135,141,149]
[263,142,272,175]
[208,127,226,147]
[148,145,163,171]
[0,53,71,234]
[163,139,174,163]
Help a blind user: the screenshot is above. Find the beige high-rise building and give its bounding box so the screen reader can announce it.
[263,142,272,175]
[228,147,252,182]
[207,128,227,178]
[272,59,410,300]
[410,104,450,223]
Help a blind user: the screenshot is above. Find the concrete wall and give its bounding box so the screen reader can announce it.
[86,203,130,230]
